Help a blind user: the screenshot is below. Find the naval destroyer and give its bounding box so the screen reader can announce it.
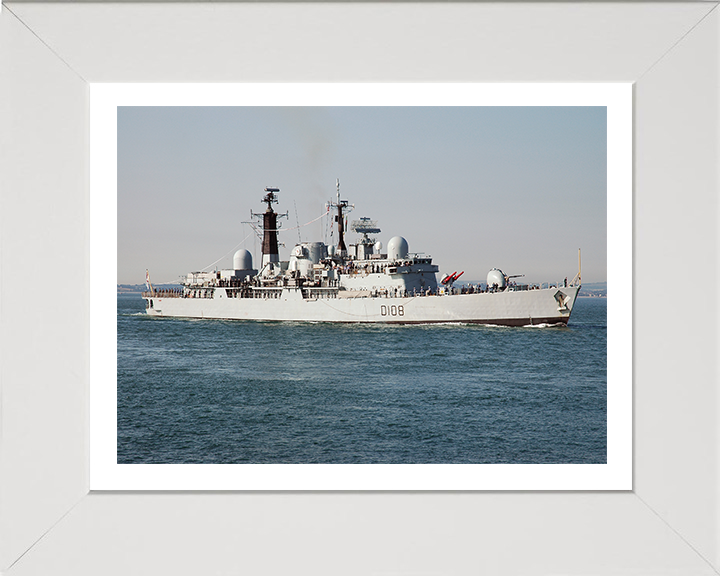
[142,184,581,326]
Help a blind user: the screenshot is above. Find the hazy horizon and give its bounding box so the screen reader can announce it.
[118,106,607,285]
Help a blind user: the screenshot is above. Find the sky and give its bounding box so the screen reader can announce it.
[118,106,606,285]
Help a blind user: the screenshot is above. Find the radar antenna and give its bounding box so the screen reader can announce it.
[350,217,381,245]
[262,187,280,208]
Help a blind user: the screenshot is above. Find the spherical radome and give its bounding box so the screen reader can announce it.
[233,249,253,270]
[387,236,409,260]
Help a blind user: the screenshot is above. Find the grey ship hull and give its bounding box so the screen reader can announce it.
[144,284,580,326]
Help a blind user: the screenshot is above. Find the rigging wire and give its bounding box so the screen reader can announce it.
[200,209,329,272]
[200,230,256,272]
[293,201,302,244]
[252,209,329,233]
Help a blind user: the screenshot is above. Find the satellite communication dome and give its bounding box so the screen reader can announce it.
[387,236,409,260]
[328,245,336,256]
[233,249,253,271]
[374,241,383,253]
[486,268,506,288]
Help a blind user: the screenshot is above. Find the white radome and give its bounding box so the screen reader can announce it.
[233,249,253,271]
[387,236,409,260]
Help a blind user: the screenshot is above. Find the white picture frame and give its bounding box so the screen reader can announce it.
[1,2,718,574]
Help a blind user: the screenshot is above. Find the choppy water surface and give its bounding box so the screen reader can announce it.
[117,295,606,464]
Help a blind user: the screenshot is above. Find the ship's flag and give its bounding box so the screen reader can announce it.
[145,269,150,290]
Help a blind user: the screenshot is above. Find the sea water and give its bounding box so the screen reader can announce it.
[117,294,606,464]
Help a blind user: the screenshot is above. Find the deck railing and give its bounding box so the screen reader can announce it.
[141,290,183,298]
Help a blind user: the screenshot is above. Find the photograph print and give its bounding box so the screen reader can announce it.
[117,103,608,467]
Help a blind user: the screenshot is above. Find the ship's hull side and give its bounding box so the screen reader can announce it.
[144,285,580,326]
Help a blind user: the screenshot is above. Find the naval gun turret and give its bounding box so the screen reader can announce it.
[486,268,525,291]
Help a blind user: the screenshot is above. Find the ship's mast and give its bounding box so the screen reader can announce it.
[327,179,353,257]
[252,187,287,267]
